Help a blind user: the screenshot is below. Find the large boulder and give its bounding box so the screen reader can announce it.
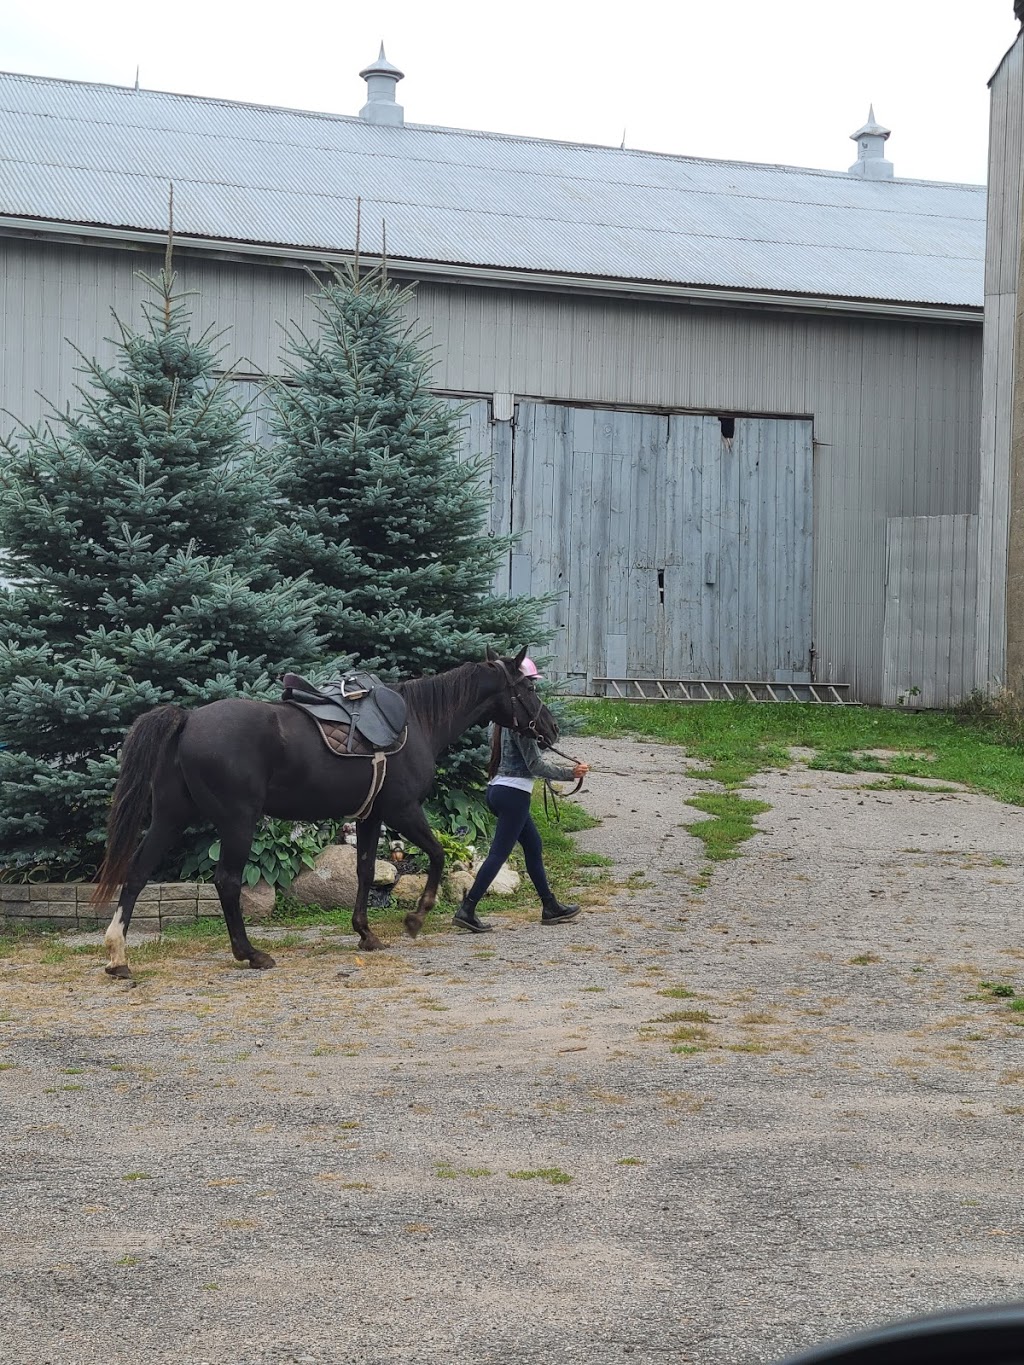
[290,844,359,910]
[289,844,398,909]
[392,873,428,903]
[240,878,276,921]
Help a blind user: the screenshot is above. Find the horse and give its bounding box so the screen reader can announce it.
[92,648,559,978]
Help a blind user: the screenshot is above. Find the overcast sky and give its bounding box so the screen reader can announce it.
[5,0,1019,184]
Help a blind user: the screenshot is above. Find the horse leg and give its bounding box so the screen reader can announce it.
[352,816,386,951]
[213,816,276,970]
[387,806,445,940]
[104,774,196,980]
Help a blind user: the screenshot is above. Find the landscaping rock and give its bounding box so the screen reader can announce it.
[373,860,398,888]
[474,858,521,896]
[289,844,358,910]
[444,869,475,901]
[392,873,428,902]
[240,878,276,921]
[443,860,520,900]
[288,846,397,909]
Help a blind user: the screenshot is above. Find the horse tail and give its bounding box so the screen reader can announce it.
[92,705,188,905]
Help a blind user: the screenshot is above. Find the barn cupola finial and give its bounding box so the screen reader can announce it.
[359,43,405,126]
[848,106,893,179]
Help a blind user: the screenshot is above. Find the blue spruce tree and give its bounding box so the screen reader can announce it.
[269,261,546,805]
[0,270,322,875]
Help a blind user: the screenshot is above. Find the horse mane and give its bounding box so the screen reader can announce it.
[395,661,491,731]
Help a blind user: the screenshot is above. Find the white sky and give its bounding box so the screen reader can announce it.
[4,0,1019,184]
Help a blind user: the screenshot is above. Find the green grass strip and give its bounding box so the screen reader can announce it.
[573,699,1024,804]
[683,792,772,860]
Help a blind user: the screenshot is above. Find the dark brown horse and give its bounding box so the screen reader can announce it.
[93,649,558,978]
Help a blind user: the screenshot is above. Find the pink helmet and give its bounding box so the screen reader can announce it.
[519,656,543,680]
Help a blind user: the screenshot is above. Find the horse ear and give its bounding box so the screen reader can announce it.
[485,646,500,662]
[512,646,528,669]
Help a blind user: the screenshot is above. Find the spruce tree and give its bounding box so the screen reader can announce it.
[269,261,546,801]
[0,270,322,874]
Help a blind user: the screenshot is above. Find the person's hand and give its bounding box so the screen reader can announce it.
[573,762,589,779]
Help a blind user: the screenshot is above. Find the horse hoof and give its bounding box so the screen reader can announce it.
[248,951,277,970]
[403,914,422,940]
[105,964,133,980]
[360,936,387,952]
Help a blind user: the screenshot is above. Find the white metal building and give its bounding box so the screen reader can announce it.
[0,56,987,702]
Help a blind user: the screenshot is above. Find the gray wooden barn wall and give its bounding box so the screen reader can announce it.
[0,238,983,703]
[978,34,1024,694]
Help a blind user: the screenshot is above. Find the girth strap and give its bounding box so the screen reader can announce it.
[353,751,389,822]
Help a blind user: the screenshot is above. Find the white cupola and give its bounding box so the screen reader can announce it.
[359,44,405,126]
[848,106,893,179]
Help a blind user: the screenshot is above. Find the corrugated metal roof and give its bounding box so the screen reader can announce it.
[0,70,986,308]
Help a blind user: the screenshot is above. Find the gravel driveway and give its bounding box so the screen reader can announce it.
[3,735,1024,1365]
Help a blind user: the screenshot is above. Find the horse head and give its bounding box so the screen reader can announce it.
[485,646,560,748]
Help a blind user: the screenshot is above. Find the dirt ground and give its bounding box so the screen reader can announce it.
[4,735,1024,1365]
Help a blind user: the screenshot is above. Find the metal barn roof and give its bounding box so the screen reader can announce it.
[0,70,986,311]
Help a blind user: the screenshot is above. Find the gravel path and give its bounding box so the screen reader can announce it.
[3,736,1024,1365]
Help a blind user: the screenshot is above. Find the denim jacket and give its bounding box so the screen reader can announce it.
[493,727,577,784]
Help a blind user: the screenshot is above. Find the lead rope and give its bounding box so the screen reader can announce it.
[537,739,586,824]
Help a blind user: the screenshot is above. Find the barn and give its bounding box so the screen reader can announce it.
[0,55,988,704]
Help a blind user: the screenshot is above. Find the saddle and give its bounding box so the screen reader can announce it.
[281,671,408,755]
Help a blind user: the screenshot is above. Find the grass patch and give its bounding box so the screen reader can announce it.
[858,776,960,793]
[657,986,696,1000]
[434,1164,492,1180]
[654,1009,712,1024]
[616,1157,644,1166]
[508,1167,572,1185]
[121,1172,151,1181]
[684,793,771,861]
[571,699,1024,804]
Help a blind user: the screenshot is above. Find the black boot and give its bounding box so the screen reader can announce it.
[453,897,493,934]
[540,896,581,925]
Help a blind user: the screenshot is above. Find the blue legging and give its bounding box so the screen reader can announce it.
[464,784,553,908]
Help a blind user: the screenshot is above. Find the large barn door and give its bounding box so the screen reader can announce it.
[663,415,814,682]
[508,404,814,686]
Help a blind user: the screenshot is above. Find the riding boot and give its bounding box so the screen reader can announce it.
[540,895,581,925]
[453,896,493,934]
